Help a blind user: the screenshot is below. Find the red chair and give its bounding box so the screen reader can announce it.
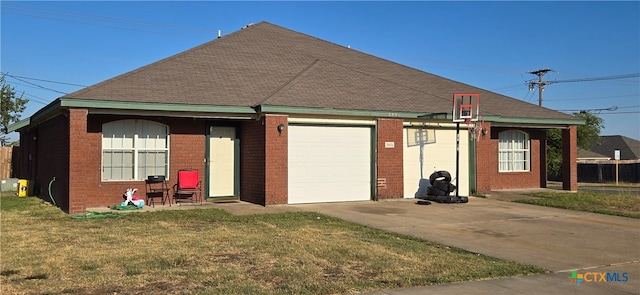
[172,169,202,205]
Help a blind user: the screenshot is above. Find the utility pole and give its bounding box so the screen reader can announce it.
[527,68,554,107]
[526,70,639,107]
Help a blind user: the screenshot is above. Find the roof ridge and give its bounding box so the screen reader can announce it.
[319,58,451,104]
[257,59,321,106]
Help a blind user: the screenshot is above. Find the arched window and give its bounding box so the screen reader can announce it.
[102,120,169,181]
[498,130,530,172]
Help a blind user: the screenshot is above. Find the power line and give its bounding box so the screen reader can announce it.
[4,75,68,95]
[545,93,639,101]
[3,4,217,39]
[1,73,87,87]
[526,68,554,107]
[4,3,217,33]
[0,76,51,105]
[546,73,640,84]
[526,69,640,107]
[598,111,640,115]
[557,106,619,113]
[557,105,640,115]
[21,93,51,106]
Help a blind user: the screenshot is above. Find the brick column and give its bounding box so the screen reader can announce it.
[68,109,90,213]
[240,120,266,205]
[540,132,548,188]
[475,122,493,194]
[562,126,578,191]
[264,115,288,205]
[376,119,403,199]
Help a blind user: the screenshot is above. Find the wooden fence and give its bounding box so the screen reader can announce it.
[577,160,640,183]
[0,146,14,179]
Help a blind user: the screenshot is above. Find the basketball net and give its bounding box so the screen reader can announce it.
[467,117,484,142]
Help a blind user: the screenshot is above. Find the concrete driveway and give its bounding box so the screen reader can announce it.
[292,196,640,294]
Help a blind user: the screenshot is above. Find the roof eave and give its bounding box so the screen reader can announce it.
[62,98,256,114]
[10,98,64,132]
[7,117,31,133]
[257,104,439,119]
[11,98,259,132]
[484,115,585,128]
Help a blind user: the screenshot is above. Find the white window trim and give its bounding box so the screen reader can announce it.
[498,129,530,173]
[102,120,170,181]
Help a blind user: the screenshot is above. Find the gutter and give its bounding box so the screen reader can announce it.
[256,104,432,119]
[9,99,587,133]
[8,98,258,132]
[482,115,585,127]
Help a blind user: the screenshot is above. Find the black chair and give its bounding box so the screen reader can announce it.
[145,175,170,207]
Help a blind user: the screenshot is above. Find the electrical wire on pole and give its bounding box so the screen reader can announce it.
[527,68,554,107]
[526,70,640,107]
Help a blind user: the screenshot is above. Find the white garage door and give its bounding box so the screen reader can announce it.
[288,125,371,204]
[403,127,469,198]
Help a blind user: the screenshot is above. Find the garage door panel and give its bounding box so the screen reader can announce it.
[289,125,371,204]
[403,127,469,198]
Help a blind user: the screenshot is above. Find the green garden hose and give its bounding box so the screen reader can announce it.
[48,177,56,206]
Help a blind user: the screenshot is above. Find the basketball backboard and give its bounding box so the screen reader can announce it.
[452,93,480,122]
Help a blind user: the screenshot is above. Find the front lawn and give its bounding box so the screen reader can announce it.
[518,191,640,218]
[1,196,543,294]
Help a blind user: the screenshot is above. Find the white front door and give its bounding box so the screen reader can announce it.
[209,126,236,197]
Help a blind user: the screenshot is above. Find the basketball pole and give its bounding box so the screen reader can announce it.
[456,122,460,198]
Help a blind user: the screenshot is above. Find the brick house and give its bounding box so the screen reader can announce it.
[10,22,582,213]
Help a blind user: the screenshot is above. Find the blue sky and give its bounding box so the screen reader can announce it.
[2,1,639,141]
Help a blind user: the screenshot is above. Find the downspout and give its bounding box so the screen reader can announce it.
[48,177,57,205]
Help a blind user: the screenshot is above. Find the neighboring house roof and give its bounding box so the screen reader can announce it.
[12,22,582,132]
[589,135,640,160]
[577,148,610,160]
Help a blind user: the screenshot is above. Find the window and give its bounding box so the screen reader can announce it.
[498,130,530,172]
[102,120,169,181]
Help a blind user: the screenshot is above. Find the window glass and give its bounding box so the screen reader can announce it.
[102,120,169,181]
[498,130,530,172]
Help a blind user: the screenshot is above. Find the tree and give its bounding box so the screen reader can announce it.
[575,111,605,149]
[547,112,604,179]
[1,74,29,146]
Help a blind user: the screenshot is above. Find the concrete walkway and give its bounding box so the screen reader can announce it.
[291,197,640,294]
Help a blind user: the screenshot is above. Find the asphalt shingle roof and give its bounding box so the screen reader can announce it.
[577,148,610,160]
[65,22,577,121]
[589,135,640,160]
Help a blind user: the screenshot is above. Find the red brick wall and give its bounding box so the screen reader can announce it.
[562,126,578,191]
[475,122,494,194]
[68,109,92,213]
[476,124,546,193]
[32,114,70,212]
[65,114,206,212]
[168,118,206,194]
[238,115,288,206]
[240,119,266,205]
[263,115,288,205]
[376,119,403,199]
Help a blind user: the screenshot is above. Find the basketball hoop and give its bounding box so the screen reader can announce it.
[451,93,480,200]
[452,93,480,123]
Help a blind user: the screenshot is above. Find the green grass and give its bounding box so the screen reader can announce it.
[518,191,640,218]
[1,196,544,294]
